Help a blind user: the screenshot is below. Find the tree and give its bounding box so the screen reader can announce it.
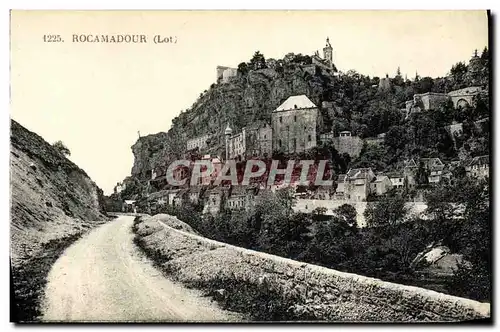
[52,140,71,156]
[332,204,357,228]
[415,161,429,187]
[414,76,434,94]
[249,51,266,70]
[237,62,249,76]
[384,125,408,152]
[364,193,409,227]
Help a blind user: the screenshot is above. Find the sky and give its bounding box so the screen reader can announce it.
[10,10,489,195]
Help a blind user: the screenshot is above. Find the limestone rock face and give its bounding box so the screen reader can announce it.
[129,65,337,180]
[10,119,108,266]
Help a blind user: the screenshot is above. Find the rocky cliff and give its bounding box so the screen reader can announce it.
[130,62,339,180]
[10,119,108,321]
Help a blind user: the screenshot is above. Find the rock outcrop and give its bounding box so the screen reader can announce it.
[10,119,108,321]
[130,64,337,181]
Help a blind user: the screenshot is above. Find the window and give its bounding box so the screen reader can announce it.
[293,138,297,148]
[278,139,282,148]
[294,115,297,122]
[279,117,282,123]
[286,125,289,131]
[308,134,312,142]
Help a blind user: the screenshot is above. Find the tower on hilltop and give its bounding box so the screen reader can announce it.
[323,37,333,65]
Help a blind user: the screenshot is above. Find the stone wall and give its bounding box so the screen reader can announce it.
[134,216,490,322]
[332,136,363,158]
[293,199,428,228]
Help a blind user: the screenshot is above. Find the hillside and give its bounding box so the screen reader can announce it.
[126,48,489,189]
[10,119,108,321]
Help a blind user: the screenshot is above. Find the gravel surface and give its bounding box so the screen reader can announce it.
[41,216,242,322]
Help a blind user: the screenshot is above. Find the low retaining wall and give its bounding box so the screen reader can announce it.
[134,216,490,322]
[293,200,428,228]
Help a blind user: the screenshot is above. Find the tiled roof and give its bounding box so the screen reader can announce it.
[346,168,373,180]
[275,95,317,112]
[420,158,444,169]
[373,175,389,183]
[386,171,404,178]
[469,155,489,166]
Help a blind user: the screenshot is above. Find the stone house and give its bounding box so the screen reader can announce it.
[197,155,222,186]
[420,158,445,184]
[272,95,320,154]
[216,66,238,84]
[344,168,376,201]
[466,155,489,179]
[226,186,259,212]
[333,174,346,200]
[403,159,418,188]
[386,171,405,189]
[187,134,212,152]
[370,175,393,196]
[225,123,272,160]
[188,187,203,204]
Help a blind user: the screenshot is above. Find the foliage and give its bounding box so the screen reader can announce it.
[364,192,409,227]
[52,140,71,156]
[249,51,267,70]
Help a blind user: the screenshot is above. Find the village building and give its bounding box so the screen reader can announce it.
[420,157,445,184]
[405,85,483,118]
[343,168,376,201]
[203,187,227,215]
[466,155,489,179]
[333,174,346,200]
[114,182,125,194]
[378,74,392,92]
[402,159,418,188]
[386,171,406,189]
[199,154,222,186]
[224,123,272,160]
[216,66,238,84]
[186,133,212,152]
[370,175,393,196]
[225,186,258,211]
[123,200,136,213]
[187,186,203,204]
[271,95,320,154]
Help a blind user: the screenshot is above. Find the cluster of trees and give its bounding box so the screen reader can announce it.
[160,174,490,302]
[52,140,71,157]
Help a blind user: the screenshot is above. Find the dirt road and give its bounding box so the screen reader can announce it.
[41,216,242,322]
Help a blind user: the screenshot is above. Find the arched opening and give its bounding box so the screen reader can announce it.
[456,98,470,109]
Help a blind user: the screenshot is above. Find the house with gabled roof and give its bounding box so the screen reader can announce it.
[271,95,320,154]
[466,155,489,179]
[370,175,393,196]
[386,171,405,189]
[344,168,376,201]
[420,157,445,183]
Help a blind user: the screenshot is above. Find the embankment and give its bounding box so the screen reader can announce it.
[133,214,490,322]
[10,120,109,322]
